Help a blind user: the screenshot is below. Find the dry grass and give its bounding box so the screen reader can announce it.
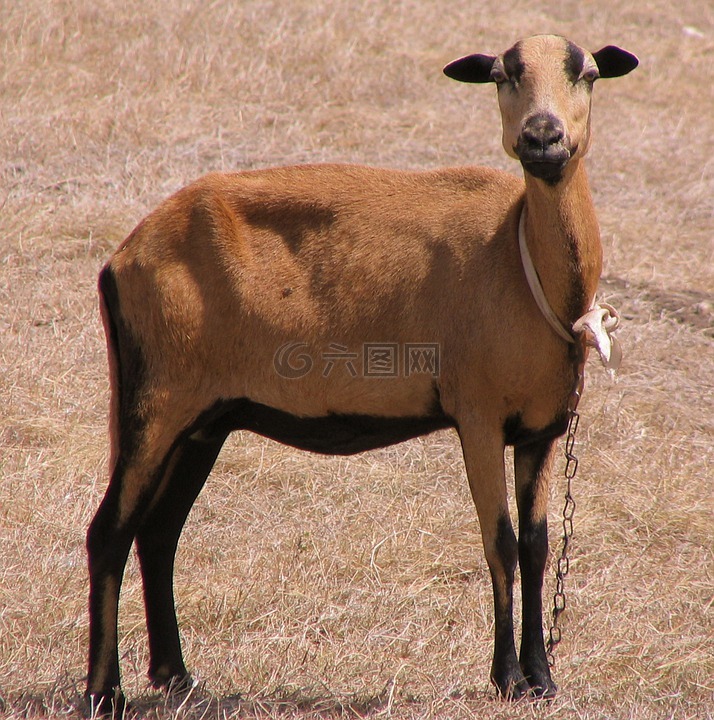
[1,0,712,718]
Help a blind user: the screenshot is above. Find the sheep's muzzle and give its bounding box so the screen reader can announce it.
[515,112,571,183]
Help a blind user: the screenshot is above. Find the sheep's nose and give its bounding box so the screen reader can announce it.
[520,114,565,151]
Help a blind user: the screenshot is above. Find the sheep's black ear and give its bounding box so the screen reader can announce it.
[443,54,497,83]
[592,45,639,78]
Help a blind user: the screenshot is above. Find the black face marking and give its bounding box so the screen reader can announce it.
[503,44,525,84]
[564,41,585,83]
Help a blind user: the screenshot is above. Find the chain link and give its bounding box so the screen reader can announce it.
[546,361,585,667]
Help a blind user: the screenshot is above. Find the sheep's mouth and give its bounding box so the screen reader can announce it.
[520,157,569,183]
[516,144,572,184]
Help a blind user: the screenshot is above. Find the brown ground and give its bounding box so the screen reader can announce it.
[1,0,712,718]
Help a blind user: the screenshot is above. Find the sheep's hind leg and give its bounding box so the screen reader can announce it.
[135,431,227,692]
[86,476,137,718]
[86,440,178,715]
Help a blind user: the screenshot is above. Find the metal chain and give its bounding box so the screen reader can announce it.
[546,361,585,667]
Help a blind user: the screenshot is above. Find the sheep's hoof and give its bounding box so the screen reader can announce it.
[491,663,531,701]
[522,661,557,700]
[84,689,128,719]
[151,671,196,696]
[528,677,557,700]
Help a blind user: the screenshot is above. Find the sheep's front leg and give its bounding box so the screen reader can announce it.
[515,438,558,698]
[459,422,529,700]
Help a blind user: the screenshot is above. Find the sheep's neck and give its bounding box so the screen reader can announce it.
[522,160,602,329]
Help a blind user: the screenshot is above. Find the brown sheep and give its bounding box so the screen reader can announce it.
[86,34,638,714]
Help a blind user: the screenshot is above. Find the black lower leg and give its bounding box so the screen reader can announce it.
[489,514,530,700]
[135,434,226,689]
[515,440,557,698]
[86,483,139,713]
[518,515,555,696]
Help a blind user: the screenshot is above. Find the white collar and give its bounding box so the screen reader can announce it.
[518,206,577,344]
[517,205,623,372]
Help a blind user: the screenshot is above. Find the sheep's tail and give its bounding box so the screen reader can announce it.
[98,266,121,478]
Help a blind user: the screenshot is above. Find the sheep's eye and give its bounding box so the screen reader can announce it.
[581,68,599,84]
[491,68,510,85]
